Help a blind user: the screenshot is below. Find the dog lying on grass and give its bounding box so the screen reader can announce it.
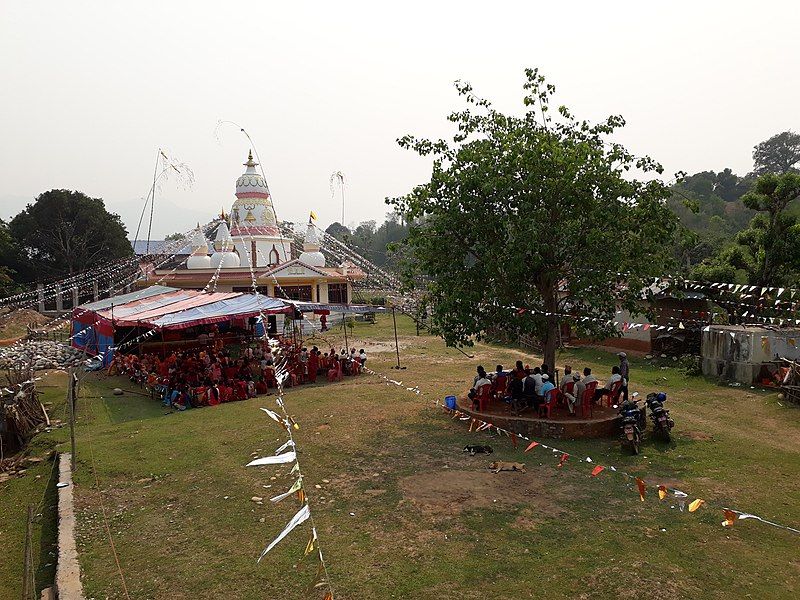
[463,445,493,456]
[489,461,526,473]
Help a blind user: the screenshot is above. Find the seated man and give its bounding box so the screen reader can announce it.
[469,370,492,409]
[506,373,524,413]
[594,366,625,403]
[540,374,555,401]
[564,372,581,414]
[522,369,539,411]
[472,365,489,387]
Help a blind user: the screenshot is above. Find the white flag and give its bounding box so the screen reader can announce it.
[270,478,303,503]
[246,451,297,467]
[257,504,311,562]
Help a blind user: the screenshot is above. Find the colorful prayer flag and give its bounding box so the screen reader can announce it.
[636,477,646,502]
[722,509,737,527]
[557,453,569,468]
[590,465,605,477]
[658,485,667,500]
[257,504,311,562]
[524,441,539,453]
[689,499,706,512]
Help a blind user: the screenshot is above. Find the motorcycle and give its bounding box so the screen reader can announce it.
[619,398,644,455]
[646,392,675,442]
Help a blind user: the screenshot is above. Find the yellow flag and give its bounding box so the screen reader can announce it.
[310,210,318,221]
[689,499,706,512]
[658,485,667,500]
[304,536,315,557]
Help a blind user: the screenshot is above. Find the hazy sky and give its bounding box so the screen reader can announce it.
[1,1,798,238]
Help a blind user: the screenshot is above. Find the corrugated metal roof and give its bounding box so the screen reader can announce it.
[76,285,180,311]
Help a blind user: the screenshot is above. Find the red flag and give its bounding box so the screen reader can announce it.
[635,477,646,501]
[590,465,605,477]
[524,441,539,453]
[557,453,569,468]
[516,308,527,315]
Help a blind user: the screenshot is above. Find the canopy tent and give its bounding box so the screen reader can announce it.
[71,285,386,365]
[72,286,293,364]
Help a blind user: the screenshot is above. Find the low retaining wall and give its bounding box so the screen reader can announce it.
[456,398,619,440]
[56,453,85,600]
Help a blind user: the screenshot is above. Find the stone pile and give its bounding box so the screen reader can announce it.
[0,340,88,371]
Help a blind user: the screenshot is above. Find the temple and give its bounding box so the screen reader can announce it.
[143,151,364,304]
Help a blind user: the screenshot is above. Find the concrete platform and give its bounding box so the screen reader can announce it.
[456,396,619,439]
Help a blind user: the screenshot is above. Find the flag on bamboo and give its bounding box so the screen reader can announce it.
[310,210,318,221]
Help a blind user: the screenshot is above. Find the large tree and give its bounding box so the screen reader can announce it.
[389,69,679,368]
[753,130,800,175]
[693,173,800,286]
[9,189,132,280]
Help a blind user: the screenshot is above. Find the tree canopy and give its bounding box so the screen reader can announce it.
[753,130,800,175]
[9,189,132,281]
[692,173,800,287]
[389,68,679,368]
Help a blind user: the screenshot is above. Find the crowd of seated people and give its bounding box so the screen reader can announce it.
[468,355,628,417]
[107,339,368,411]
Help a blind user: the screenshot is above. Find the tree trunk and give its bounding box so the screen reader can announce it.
[540,283,560,371]
[542,316,559,374]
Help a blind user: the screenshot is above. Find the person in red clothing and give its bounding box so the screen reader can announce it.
[308,347,319,383]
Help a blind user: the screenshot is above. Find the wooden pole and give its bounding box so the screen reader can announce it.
[342,313,349,355]
[68,370,76,472]
[22,504,34,600]
[392,307,402,369]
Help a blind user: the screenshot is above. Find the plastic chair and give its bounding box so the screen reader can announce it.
[599,380,622,407]
[474,384,492,412]
[492,374,508,399]
[581,381,598,418]
[539,387,560,419]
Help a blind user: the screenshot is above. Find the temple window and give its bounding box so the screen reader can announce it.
[277,285,312,302]
[328,283,348,304]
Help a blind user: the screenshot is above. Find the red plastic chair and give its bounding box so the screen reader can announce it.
[581,381,598,418]
[598,380,623,407]
[474,384,492,412]
[492,374,508,399]
[539,387,560,418]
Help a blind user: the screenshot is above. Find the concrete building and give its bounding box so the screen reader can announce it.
[141,151,364,304]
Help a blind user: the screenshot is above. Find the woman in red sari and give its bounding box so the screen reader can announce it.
[307,347,319,383]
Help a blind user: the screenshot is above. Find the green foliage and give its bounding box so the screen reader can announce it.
[0,221,24,297]
[164,232,184,241]
[692,173,800,286]
[8,189,132,281]
[752,130,800,175]
[325,214,410,268]
[388,68,679,368]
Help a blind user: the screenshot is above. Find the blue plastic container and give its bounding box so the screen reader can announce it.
[444,395,457,410]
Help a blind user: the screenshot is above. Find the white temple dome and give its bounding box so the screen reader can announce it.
[213,221,234,251]
[298,220,326,267]
[210,250,240,269]
[208,221,240,268]
[187,228,212,269]
[230,150,278,233]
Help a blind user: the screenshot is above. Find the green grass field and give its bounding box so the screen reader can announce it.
[2,315,799,599]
